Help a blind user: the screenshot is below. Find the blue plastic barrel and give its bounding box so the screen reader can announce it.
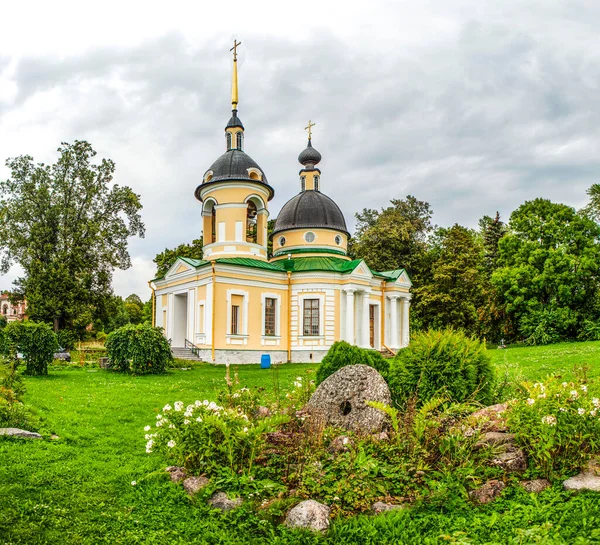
[260,354,271,369]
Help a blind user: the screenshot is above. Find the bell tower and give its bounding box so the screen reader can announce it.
[194,41,274,261]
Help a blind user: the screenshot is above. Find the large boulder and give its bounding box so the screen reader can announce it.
[307,365,391,433]
[285,500,330,532]
[563,473,600,492]
[469,479,506,504]
[0,428,42,439]
[208,491,242,512]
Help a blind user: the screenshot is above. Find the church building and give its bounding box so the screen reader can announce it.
[150,43,411,363]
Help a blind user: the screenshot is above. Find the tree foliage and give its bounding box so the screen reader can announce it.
[4,321,58,376]
[153,238,204,279]
[106,323,172,374]
[0,141,145,331]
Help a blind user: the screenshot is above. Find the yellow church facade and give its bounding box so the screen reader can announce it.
[150,44,411,364]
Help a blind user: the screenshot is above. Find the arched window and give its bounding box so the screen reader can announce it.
[314,175,320,192]
[246,201,258,243]
[1,305,7,315]
[300,176,306,192]
[226,132,232,150]
[211,207,216,243]
[236,132,243,150]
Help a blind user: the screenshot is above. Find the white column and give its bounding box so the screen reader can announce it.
[361,291,371,348]
[389,295,399,349]
[401,297,411,347]
[187,288,195,343]
[345,289,355,344]
[205,282,213,345]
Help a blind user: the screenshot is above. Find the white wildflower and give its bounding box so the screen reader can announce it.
[174,401,184,412]
[561,382,568,388]
[184,409,193,418]
[581,385,588,393]
[593,398,600,408]
[526,398,535,406]
[163,404,172,412]
[591,409,597,417]
[233,393,240,398]
[541,415,557,426]
[537,393,547,399]
[167,440,176,448]
[293,381,302,388]
[203,400,209,407]
[146,439,154,453]
[156,420,164,427]
[184,419,190,425]
[195,400,202,407]
[570,390,579,400]
[296,376,303,381]
[144,425,151,431]
[196,416,203,423]
[156,414,163,420]
[131,481,137,486]
[243,427,249,433]
[578,408,586,416]
[169,424,176,429]
[559,407,567,412]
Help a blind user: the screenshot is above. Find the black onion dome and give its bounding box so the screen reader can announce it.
[226,110,244,129]
[195,149,273,200]
[272,191,348,236]
[298,139,322,167]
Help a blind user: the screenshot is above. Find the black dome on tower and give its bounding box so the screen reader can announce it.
[298,139,322,167]
[272,191,349,236]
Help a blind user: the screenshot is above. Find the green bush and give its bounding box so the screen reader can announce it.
[57,329,77,350]
[106,323,172,374]
[4,321,58,376]
[316,341,390,385]
[96,331,107,342]
[387,329,495,407]
[0,328,6,356]
[508,377,600,478]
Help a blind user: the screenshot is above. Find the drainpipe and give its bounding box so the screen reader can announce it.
[381,280,385,349]
[287,271,292,363]
[211,261,216,363]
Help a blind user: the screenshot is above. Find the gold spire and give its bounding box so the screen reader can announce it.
[230,39,241,109]
[305,119,316,140]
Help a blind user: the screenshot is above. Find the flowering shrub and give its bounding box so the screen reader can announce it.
[145,398,289,478]
[508,377,600,477]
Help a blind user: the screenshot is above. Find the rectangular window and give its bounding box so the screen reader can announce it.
[231,305,240,335]
[303,299,320,336]
[265,298,276,336]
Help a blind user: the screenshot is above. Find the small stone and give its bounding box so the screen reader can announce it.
[469,479,506,504]
[328,435,352,454]
[521,479,551,493]
[563,473,600,492]
[285,499,330,532]
[475,432,516,448]
[183,476,209,495]
[165,466,187,483]
[307,365,392,433]
[469,403,509,432]
[490,448,527,473]
[373,431,389,442]
[255,406,272,419]
[371,501,405,515]
[208,491,242,512]
[0,428,42,439]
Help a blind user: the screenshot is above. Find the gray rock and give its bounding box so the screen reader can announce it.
[165,466,187,483]
[0,428,42,439]
[521,479,551,493]
[475,432,516,448]
[208,491,242,512]
[285,499,330,532]
[563,473,600,492]
[371,501,405,515]
[328,435,352,454]
[469,479,506,504]
[307,365,391,433]
[183,476,210,495]
[469,403,509,433]
[490,448,527,473]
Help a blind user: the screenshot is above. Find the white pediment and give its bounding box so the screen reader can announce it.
[164,259,194,279]
[350,261,373,279]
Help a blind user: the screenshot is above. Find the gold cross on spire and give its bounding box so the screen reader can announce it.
[305,120,316,140]
[230,39,241,61]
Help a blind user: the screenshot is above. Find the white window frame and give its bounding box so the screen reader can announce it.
[226,289,249,337]
[261,293,281,338]
[298,293,325,338]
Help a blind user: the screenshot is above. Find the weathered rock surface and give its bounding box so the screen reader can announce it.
[328,435,352,454]
[255,406,272,419]
[371,501,405,515]
[285,499,330,532]
[0,428,42,439]
[490,448,527,473]
[521,479,551,493]
[208,491,242,512]
[183,476,210,495]
[469,480,506,504]
[165,466,187,483]
[563,473,600,492]
[475,432,515,448]
[307,365,391,433]
[468,403,509,434]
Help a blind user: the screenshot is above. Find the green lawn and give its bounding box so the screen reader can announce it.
[1,344,600,544]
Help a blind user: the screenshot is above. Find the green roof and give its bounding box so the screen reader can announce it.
[152,255,409,283]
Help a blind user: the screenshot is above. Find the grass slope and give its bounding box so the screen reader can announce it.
[1,344,600,544]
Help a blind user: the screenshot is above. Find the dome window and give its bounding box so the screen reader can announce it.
[314,175,320,192]
[304,231,316,243]
[236,132,244,150]
[279,236,286,247]
[335,235,342,245]
[300,175,306,192]
[226,132,232,150]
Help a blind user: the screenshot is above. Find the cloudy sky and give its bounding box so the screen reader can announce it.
[1,0,600,298]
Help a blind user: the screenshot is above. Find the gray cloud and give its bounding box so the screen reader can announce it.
[2,7,600,296]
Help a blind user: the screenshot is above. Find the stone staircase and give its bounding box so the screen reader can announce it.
[171,347,203,361]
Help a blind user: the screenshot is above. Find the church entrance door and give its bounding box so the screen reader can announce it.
[369,305,376,348]
[172,292,188,347]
